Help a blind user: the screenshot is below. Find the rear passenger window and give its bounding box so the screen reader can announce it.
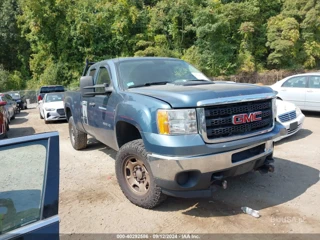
[89,69,96,77]
[282,76,307,88]
[309,76,320,89]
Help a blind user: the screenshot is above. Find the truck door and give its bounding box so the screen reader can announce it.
[92,65,117,149]
[81,68,98,136]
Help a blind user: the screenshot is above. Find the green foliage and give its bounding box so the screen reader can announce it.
[0,0,319,90]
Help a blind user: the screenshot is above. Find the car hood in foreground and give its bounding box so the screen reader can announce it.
[128,83,275,108]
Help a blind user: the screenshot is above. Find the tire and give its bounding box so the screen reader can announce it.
[11,114,15,120]
[40,111,44,119]
[68,116,87,150]
[6,122,9,131]
[116,139,167,209]
[44,119,49,124]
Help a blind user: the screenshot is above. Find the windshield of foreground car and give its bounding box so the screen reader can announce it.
[118,59,210,89]
[45,94,64,103]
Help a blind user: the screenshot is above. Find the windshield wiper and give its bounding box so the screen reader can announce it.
[128,81,170,89]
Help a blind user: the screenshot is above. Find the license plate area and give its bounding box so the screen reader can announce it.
[290,121,298,130]
[232,144,265,163]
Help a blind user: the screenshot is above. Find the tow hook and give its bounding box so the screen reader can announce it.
[213,180,228,189]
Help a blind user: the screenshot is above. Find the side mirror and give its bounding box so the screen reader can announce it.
[80,76,94,97]
[0,101,7,106]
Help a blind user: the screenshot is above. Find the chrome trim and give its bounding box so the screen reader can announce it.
[197,96,276,144]
[0,215,59,240]
[197,93,276,106]
[99,106,107,111]
[149,141,274,181]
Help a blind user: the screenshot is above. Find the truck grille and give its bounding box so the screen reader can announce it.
[278,111,296,123]
[57,108,65,116]
[204,99,273,140]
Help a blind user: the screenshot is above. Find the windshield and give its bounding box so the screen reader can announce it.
[118,59,209,89]
[40,86,64,93]
[45,93,64,103]
[9,93,20,99]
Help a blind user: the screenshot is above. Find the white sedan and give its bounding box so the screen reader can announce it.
[39,93,66,124]
[275,99,305,142]
[271,73,320,112]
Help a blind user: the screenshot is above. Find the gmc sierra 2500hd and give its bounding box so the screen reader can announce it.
[64,57,286,209]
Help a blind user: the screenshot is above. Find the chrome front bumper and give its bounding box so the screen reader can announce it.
[148,140,274,183]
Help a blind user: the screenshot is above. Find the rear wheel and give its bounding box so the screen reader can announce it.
[116,139,167,209]
[68,116,87,150]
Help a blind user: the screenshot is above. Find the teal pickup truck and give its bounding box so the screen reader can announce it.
[64,57,286,209]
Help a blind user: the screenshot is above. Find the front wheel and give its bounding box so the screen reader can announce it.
[115,139,167,209]
[68,116,87,150]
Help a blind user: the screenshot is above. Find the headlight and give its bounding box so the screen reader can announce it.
[296,107,302,116]
[45,108,55,111]
[157,109,198,135]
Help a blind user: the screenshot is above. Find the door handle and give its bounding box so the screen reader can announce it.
[281,89,287,91]
[307,90,313,93]
[89,102,95,107]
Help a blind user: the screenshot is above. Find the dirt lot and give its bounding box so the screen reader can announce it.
[7,106,320,235]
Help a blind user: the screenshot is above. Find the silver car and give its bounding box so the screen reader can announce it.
[271,73,320,112]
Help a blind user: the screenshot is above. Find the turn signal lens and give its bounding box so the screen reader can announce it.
[157,110,170,134]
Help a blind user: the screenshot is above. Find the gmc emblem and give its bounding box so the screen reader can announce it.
[232,111,262,125]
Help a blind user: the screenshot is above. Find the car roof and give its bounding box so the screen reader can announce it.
[95,57,181,66]
[285,72,320,77]
[45,92,64,95]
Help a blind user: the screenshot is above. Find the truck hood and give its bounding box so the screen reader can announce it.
[128,83,275,108]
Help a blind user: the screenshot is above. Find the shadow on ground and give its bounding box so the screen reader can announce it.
[83,137,117,160]
[275,128,312,146]
[302,111,320,118]
[8,127,35,138]
[155,157,319,217]
[16,112,29,117]
[10,118,28,125]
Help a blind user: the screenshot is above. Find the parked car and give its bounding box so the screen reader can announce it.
[64,57,286,209]
[0,100,9,139]
[274,99,305,142]
[0,94,16,121]
[8,92,27,110]
[39,93,66,124]
[37,85,65,103]
[0,132,59,239]
[271,73,320,112]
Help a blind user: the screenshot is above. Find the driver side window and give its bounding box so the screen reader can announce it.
[96,67,111,86]
[95,67,112,93]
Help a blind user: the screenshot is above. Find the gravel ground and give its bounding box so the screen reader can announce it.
[6,106,320,235]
